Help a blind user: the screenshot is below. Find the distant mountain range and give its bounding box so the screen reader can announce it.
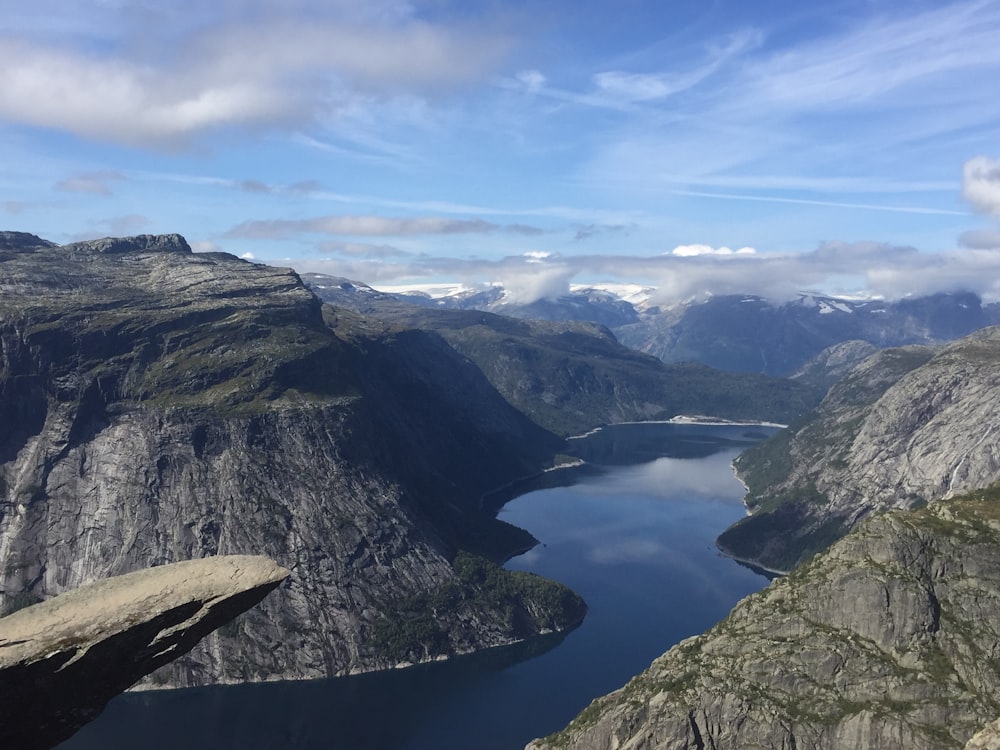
[305,274,1000,377]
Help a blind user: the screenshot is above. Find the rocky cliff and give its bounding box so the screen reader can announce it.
[0,555,287,749]
[529,485,1000,750]
[719,327,1000,572]
[0,232,583,687]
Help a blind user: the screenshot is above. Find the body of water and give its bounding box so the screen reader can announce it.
[61,423,775,750]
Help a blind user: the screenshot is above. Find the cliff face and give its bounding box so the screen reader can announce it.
[530,486,1000,750]
[0,556,288,749]
[0,233,581,686]
[720,327,1000,572]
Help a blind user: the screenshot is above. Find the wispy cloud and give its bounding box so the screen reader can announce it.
[572,1,1000,203]
[574,223,629,241]
[735,1,1000,113]
[318,240,410,258]
[593,29,762,103]
[669,189,969,216]
[54,170,127,195]
[226,215,545,239]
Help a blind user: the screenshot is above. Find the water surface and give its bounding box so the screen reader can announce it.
[61,423,774,750]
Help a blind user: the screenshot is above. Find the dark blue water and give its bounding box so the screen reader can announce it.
[61,423,774,750]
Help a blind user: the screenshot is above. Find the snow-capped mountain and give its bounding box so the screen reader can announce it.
[303,274,1000,377]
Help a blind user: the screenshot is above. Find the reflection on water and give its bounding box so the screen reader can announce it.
[61,423,777,750]
[65,635,567,750]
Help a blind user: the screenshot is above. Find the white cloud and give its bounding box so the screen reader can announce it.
[516,69,546,93]
[963,156,1000,217]
[0,8,513,148]
[670,244,756,257]
[283,239,1000,305]
[497,263,575,305]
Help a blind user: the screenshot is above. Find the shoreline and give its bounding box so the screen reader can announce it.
[566,416,788,440]
[715,543,790,578]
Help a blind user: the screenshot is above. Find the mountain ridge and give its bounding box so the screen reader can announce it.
[306,274,1000,376]
[720,326,1000,572]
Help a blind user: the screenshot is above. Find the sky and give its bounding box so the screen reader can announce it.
[3,0,1000,303]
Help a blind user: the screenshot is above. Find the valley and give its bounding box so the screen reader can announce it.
[3,232,1000,749]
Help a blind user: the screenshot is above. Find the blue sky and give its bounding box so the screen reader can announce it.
[3,0,1000,302]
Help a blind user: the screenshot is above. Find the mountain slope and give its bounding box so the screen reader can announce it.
[719,327,1000,572]
[316,286,820,436]
[615,292,1000,376]
[0,233,582,686]
[529,485,1000,750]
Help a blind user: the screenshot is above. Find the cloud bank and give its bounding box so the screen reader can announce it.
[288,239,1000,306]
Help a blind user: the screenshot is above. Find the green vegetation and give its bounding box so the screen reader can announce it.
[333,304,821,437]
[371,551,585,664]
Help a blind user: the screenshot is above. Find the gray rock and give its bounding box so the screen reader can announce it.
[721,329,1000,571]
[530,488,1000,750]
[0,555,288,750]
[966,717,1000,749]
[0,233,581,687]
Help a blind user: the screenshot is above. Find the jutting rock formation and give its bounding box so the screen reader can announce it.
[0,555,289,750]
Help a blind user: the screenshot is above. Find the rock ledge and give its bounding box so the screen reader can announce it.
[0,555,288,749]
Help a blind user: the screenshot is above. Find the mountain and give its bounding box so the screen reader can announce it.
[310,277,821,436]
[303,275,643,328]
[528,485,1000,750]
[718,326,1000,573]
[0,232,583,686]
[614,291,1000,376]
[788,339,880,394]
[309,276,1000,377]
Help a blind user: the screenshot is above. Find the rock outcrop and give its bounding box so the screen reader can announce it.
[966,718,1000,749]
[0,555,288,750]
[530,486,1000,750]
[720,327,1000,571]
[0,233,581,687]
